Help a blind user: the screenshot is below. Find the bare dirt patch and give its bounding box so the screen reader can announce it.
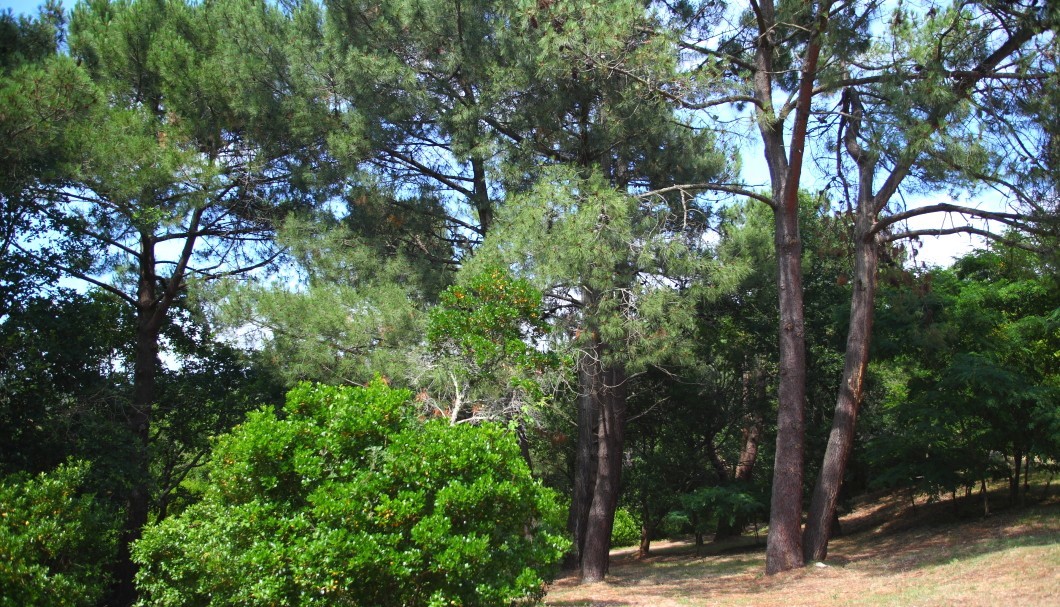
[545,494,1060,607]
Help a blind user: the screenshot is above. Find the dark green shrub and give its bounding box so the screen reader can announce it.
[0,462,118,607]
[133,381,568,606]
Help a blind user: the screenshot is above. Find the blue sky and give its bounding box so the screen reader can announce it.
[2,0,57,18]
[0,0,990,267]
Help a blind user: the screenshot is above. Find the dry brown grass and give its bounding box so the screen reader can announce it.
[545,490,1060,607]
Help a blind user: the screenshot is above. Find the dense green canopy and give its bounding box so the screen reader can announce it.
[0,0,1056,604]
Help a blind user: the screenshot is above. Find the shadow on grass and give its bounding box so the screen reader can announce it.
[609,555,764,584]
[821,500,1060,575]
[547,489,1060,606]
[547,602,632,606]
[611,535,765,564]
[577,539,776,599]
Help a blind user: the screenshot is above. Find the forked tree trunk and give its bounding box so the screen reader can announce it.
[751,0,831,575]
[580,366,627,583]
[801,83,885,564]
[111,223,199,606]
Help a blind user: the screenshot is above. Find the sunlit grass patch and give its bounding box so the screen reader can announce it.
[546,489,1060,607]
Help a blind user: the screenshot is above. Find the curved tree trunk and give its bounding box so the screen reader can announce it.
[803,217,879,563]
[803,87,881,563]
[732,365,767,491]
[638,518,654,559]
[715,404,763,540]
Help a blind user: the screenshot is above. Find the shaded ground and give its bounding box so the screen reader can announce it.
[545,486,1060,606]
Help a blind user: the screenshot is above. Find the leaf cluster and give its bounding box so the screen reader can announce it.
[0,461,119,607]
[428,266,554,373]
[133,381,569,606]
[867,244,1060,494]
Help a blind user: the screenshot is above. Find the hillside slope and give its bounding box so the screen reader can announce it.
[546,488,1060,606]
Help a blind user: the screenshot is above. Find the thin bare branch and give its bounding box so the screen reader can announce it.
[872,202,1031,235]
[637,183,772,206]
[886,226,1047,254]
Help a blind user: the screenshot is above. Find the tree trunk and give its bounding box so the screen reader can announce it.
[580,366,627,583]
[638,520,653,559]
[566,348,599,570]
[1023,455,1031,504]
[111,236,164,607]
[516,419,534,474]
[751,0,831,575]
[109,224,199,606]
[717,368,766,541]
[471,155,492,236]
[765,201,808,574]
[714,515,739,541]
[803,217,879,563]
[708,434,735,540]
[706,434,731,480]
[1010,448,1023,505]
[735,410,763,483]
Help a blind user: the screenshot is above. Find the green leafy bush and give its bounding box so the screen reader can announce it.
[0,462,118,607]
[428,266,552,372]
[681,486,763,531]
[133,381,569,606]
[610,508,640,548]
[660,487,764,540]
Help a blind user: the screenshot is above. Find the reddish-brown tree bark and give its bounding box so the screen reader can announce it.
[765,200,808,574]
[803,14,1044,562]
[749,0,832,574]
[803,150,878,562]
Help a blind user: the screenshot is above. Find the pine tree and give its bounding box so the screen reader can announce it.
[10,1,330,601]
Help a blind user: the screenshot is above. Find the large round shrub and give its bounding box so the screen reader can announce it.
[133,381,568,606]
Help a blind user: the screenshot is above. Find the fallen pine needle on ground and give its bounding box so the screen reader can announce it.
[545,489,1060,607]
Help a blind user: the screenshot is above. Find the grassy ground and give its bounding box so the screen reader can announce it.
[545,485,1060,606]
